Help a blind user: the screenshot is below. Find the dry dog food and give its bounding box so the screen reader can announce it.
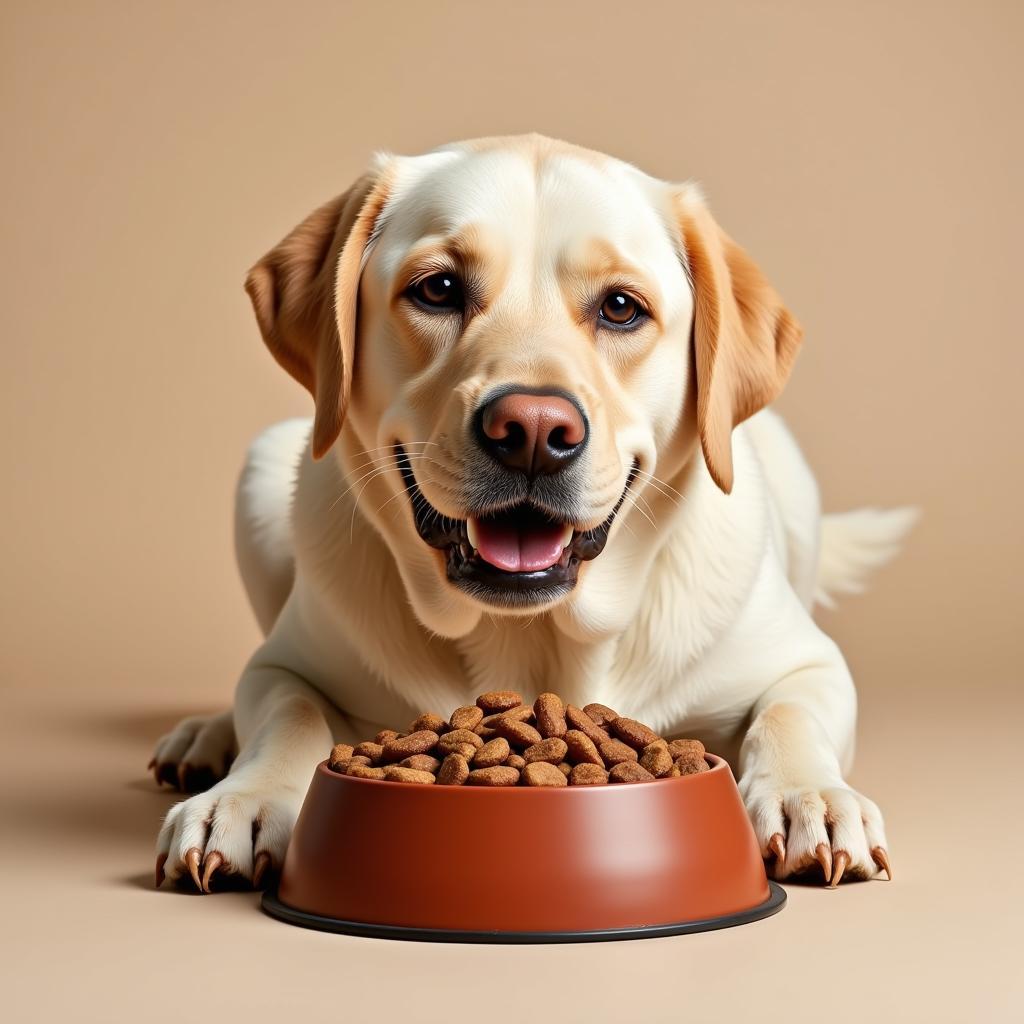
[327,690,710,787]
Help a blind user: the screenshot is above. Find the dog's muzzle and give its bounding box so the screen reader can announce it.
[395,445,637,608]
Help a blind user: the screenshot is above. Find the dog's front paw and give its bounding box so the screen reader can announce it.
[155,776,301,892]
[740,777,892,886]
[149,710,236,793]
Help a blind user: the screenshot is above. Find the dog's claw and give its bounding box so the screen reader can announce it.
[815,842,832,884]
[177,763,190,792]
[829,850,850,888]
[767,833,786,865]
[155,853,167,889]
[184,847,202,890]
[871,846,892,880]
[201,851,224,893]
[147,757,156,771]
[252,851,271,889]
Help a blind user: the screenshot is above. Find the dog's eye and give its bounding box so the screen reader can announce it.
[599,292,644,327]
[410,272,464,312]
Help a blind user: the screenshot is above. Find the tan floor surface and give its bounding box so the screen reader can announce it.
[3,673,1019,1023]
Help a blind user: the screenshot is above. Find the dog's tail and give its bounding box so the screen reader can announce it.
[815,507,919,609]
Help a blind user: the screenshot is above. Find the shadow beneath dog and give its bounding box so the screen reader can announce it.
[69,705,225,743]
[8,701,232,892]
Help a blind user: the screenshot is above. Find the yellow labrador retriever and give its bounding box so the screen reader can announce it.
[153,134,913,892]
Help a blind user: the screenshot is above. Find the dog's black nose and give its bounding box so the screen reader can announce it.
[475,389,588,476]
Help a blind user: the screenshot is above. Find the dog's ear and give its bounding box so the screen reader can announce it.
[244,166,392,459]
[675,190,803,493]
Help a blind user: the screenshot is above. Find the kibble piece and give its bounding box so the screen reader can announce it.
[503,753,526,770]
[611,717,662,750]
[534,693,567,738]
[609,761,656,784]
[491,718,543,748]
[474,723,497,740]
[668,738,706,760]
[563,729,603,766]
[383,765,436,784]
[409,712,448,735]
[436,753,470,786]
[557,761,572,777]
[467,766,520,786]
[523,737,569,765]
[374,729,400,745]
[570,763,609,786]
[565,705,611,744]
[328,743,355,770]
[674,753,710,776]
[583,703,619,728]
[473,737,511,768]
[437,729,485,757]
[481,705,535,726]
[346,764,386,780]
[399,754,441,773]
[522,761,568,787]
[476,690,523,712]
[353,742,384,764]
[446,741,478,759]
[599,738,640,766]
[381,730,440,763]
[330,754,372,773]
[449,705,484,731]
[640,740,674,778]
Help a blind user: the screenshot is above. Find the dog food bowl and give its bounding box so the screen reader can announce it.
[262,754,784,942]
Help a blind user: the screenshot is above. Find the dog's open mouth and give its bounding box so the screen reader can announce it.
[396,446,637,605]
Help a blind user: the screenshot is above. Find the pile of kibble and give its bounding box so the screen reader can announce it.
[327,690,709,786]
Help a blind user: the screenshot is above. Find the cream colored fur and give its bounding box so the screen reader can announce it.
[155,135,911,890]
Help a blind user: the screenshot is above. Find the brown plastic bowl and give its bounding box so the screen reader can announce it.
[263,754,784,942]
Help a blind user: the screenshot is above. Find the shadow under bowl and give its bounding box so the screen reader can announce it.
[263,754,784,942]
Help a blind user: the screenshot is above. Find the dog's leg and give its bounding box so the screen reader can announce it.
[155,662,349,892]
[737,657,891,887]
[149,710,237,793]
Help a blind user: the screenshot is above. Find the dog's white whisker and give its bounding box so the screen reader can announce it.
[349,440,437,459]
[348,467,412,541]
[639,480,684,506]
[343,441,435,469]
[332,466,406,518]
[635,479,680,506]
[344,451,453,540]
[372,487,411,517]
[328,455,438,512]
[621,490,658,533]
[371,457,452,519]
[632,468,686,504]
[632,490,658,521]
[344,443,437,476]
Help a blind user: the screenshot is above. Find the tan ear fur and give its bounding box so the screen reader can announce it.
[244,168,392,459]
[677,195,804,493]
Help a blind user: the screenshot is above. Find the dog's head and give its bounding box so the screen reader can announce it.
[245,135,801,636]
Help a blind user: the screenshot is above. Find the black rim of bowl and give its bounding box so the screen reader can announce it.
[261,881,786,943]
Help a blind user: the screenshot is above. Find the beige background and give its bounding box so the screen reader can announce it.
[2,1,1021,1021]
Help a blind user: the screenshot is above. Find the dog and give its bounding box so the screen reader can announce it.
[153,133,914,892]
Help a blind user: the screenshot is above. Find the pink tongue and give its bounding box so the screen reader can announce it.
[473,520,567,572]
